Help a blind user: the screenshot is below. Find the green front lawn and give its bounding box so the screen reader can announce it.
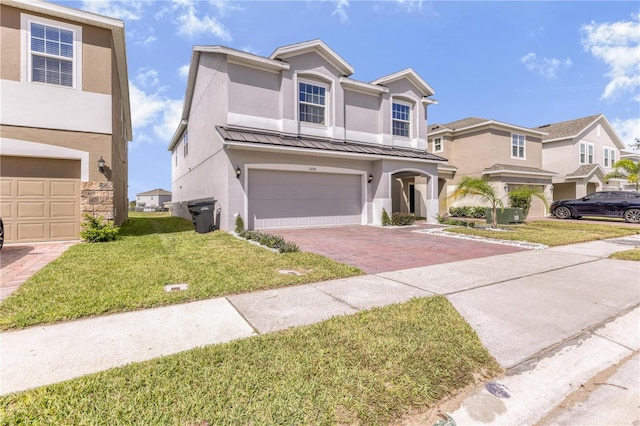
[0,214,362,330]
[610,248,640,261]
[445,220,639,246]
[0,296,500,425]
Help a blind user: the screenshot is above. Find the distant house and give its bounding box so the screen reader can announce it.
[136,189,172,210]
[428,117,555,217]
[534,114,626,200]
[0,0,131,244]
[168,40,446,231]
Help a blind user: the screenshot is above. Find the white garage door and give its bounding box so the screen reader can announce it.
[248,170,363,229]
[1,156,81,243]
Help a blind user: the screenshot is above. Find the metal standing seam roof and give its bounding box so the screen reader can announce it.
[217,127,448,161]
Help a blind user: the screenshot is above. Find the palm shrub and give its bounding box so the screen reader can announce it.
[234,214,245,233]
[449,177,503,228]
[80,213,119,242]
[604,159,640,190]
[508,186,549,220]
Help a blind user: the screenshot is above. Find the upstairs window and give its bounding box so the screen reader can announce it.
[30,22,74,87]
[299,82,326,125]
[434,137,443,152]
[580,142,594,164]
[392,102,411,137]
[511,134,525,159]
[183,130,188,157]
[603,147,616,168]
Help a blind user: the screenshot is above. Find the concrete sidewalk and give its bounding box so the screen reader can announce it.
[1,234,639,423]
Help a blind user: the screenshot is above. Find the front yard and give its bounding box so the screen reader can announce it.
[0,296,500,425]
[0,214,362,330]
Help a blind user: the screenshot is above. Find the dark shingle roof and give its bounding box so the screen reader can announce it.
[534,114,602,141]
[482,163,556,176]
[137,188,171,196]
[217,127,447,162]
[429,117,491,132]
[566,164,603,178]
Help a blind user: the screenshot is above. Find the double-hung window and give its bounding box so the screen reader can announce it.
[580,142,594,164]
[433,137,443,152]
[603,147,616,168]
[183,131,189,157]
[511,134,525,159]
[30,22,75,87]
[299,82,326,125]
[392,102,411,137]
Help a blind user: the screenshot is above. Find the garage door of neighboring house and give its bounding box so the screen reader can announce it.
[248,169,363,229]
[1,156,81,243]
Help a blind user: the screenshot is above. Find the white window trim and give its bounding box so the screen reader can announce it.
[183,130,188,157]
[579,141,595,164]
[297,78,330,127]
[20,13,83,90]
[433,137,443,153]
[603,146,616,168]
[391,99,412,139]
[511,133,526,160]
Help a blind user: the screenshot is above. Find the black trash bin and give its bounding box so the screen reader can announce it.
[187,199,216,233]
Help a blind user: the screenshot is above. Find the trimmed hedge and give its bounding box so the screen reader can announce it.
[448,206,487,218]
[238,230,299,253]
[391,212,416,226]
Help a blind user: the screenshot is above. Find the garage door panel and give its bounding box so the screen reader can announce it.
[50,201,77,217]
[17,223,46,240]
[50,222,78,238]
[1,179,13,197]
[17,201,46,218]
[18,180,46,196]
[50,180,78,197]
[249,170,362,230]
[0,201,12,218]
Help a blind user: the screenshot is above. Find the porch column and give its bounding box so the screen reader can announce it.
[425,175,439,224]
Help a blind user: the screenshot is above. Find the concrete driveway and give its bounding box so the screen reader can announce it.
[273,223,527,274]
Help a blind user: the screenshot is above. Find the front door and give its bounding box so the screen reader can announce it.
[409,183,415,214]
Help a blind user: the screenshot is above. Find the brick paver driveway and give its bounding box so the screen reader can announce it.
[273,222,527,274]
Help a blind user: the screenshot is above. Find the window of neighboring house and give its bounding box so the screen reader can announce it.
[392,102,411,137]
[434,137,443,152]
[511,134,525,159]
[299,81,326,125]
[29,21,76,87]
[183,131,188,157]
[580,142,594,164]
[603,147,616,168]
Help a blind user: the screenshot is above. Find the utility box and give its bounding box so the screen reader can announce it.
[187,199,217,233]
[486,208,524,225]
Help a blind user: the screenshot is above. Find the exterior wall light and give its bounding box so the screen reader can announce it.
[236,166,241,179]
[503,183,509,193]
[368,174,373,183]
[98,156,106,173]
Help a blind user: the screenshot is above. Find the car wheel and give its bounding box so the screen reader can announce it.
[0,219,4,251]
[623,208,640,223]
[554,206,572,219]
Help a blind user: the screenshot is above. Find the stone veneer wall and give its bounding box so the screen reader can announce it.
[81,181,115,221]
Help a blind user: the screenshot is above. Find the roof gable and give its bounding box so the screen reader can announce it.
[269,39,354,77]
[371,68,434,96]
[534,114,602,141]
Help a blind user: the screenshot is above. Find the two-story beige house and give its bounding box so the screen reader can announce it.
[534,114,626,200]
[168,40,446,231]
[0,0,131,244]
[428,117,555,217]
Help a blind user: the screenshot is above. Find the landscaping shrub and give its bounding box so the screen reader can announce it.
[80,213,119,243]
[391,212,416,226]
[381,208,392,226]
[509,192,532,219]
[470,206,487,218]
[238,229,299,253]
[449,206,487,218]
[436,214,476,228]
[234,214,245,233]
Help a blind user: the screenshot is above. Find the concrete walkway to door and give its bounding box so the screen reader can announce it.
[273,223,527,274]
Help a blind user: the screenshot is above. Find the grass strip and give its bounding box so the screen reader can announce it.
[445,220,639,246]
[0,296,500,425]
[0,214,362,330]
[609,248,640,261]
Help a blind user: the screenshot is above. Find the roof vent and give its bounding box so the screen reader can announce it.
[539,124,551,128]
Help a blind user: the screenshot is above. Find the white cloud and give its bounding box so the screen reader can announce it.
[153,100,184,141]
[394,0,424,12]
[332,0,350,24]
[135,68,160,88]
[581,13,640,102]
[80,0,144,20]
[163,0,231,41]
[178,64,190,80]
[520,52,572,79]
[137,35,158,47]
[208,0,244,17]
[611,117,640,150]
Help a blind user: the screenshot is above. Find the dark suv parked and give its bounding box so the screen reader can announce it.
[550,191,640,223]
[0,217,4,250]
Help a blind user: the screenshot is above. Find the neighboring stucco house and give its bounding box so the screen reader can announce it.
[136,189,172,209]
[534,114,626,201]
[0,0,131,244]
[168,40,446,231]
[428,117,555,217]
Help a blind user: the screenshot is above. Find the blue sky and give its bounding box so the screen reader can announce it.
[54,1,640,201]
